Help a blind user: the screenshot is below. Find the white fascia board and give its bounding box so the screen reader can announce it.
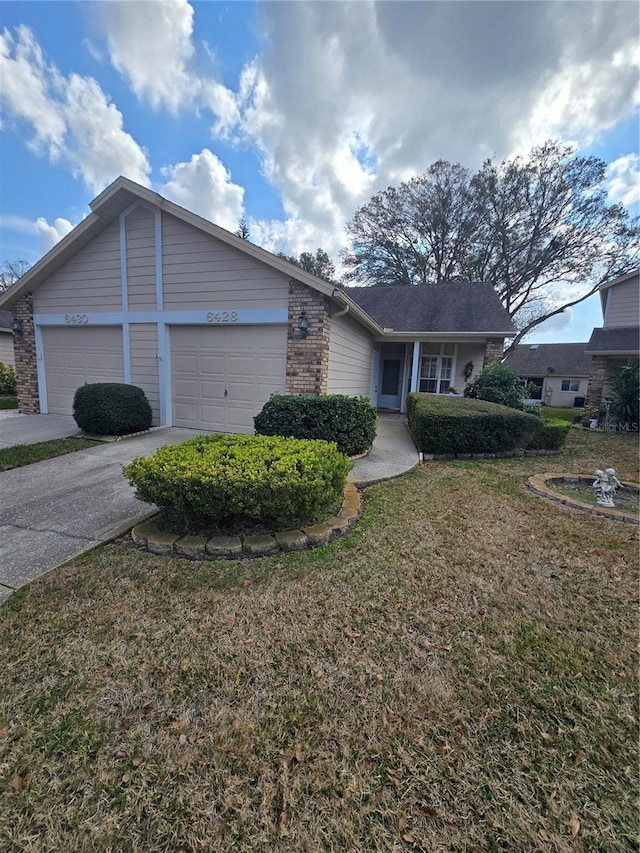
[373,332,512,342]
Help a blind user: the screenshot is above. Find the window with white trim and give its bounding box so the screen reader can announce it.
[419,343,456,393]
[561,379,580,392]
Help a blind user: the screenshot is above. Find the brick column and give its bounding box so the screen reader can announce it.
[482,338,505,369]
[586,355,607,411]
[285,280,331,395]
[13,294,40,414]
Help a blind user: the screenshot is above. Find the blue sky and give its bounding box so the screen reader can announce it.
[1,0,638,344]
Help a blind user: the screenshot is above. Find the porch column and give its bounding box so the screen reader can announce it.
[410,341,420,392]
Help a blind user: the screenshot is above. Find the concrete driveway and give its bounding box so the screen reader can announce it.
[0,428,198,604]
[0,413,81,448]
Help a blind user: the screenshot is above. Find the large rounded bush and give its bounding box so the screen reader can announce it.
[73,382,152,436]
[124,433,351,531]
[254,394,377,456]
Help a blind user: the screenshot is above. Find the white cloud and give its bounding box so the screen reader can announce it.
[607,154,640,207]
[96,0,239,135]
[34,216,74,249]
[235,1,639,261]
[0,26,151,193]
[159,149,244,232]
[96,0,197,113]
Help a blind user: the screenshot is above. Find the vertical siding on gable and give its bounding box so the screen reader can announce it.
[129,323,160,424]
[126,207,156,311]
[33,220,122,313]
[161,213,289,311]
[327,312,374,396]
[604,275,640,328]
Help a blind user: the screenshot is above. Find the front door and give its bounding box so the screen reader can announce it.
[378,356,403,409]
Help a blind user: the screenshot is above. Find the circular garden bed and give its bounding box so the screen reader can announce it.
[527,473,639,524]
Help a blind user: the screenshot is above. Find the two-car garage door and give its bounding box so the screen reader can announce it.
[43,326,124,415]
[171,325,287,433]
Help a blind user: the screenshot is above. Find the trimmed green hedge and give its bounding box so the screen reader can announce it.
[525,418,571,450]
[254,394,377,456]
[124,433,351,531]
[73,383,152,436]
[407,393,541,454]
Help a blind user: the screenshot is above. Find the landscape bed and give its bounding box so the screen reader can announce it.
[0,428,638,851]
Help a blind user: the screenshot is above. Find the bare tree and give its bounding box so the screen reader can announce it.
[343,141,639,352]
[0,259,30,292]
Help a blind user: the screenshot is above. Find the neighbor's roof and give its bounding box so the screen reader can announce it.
[343,283,515,335]
[504,342,591,376]
[586,327,640,355]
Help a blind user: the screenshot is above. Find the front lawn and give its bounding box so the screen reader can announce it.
[0,397,18,410]
[0,436,102,472]
[1,429,638,851]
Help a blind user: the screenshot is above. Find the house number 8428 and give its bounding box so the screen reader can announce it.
[206,311,238,323]
[64,313,89,324]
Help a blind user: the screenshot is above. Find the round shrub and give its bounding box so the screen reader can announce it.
[73,382,152,436]
[124,433,351,532]
[464,363,529,410]
[254,394,377,456]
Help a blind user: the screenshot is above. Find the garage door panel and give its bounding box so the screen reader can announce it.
[43,326,124,415]
[170,325,286,433]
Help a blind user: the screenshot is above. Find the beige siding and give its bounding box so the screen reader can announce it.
[33,220,122,313]
[161,214,289,311]
[605,274,639,328]
[129,324,160,424]
[127,207,156,311]
[0,332,14,367]
[327,312,374,396]
[454,343,486,391]
[542,376,588,407]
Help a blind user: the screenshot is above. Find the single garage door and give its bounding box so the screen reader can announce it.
[43,326,124,415]
[171,325,287,433]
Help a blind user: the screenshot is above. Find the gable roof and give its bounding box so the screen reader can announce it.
[586,327,640,355]
[0,177,383,335]
[343,283,515,335]
[504,342,591,376]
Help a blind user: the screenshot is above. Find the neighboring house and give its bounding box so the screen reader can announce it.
[585,269,640,411]
[503,342,591,408]
[0,176,514,429]
[0,310,15,367]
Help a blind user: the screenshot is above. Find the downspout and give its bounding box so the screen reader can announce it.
[333,304,350,319]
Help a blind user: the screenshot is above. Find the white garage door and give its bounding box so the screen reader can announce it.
[43,326,124,415]
[171,325,287,433]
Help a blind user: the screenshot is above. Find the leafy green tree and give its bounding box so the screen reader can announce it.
[277,248,337,283]
[343,141,639,353]
[464,363,530,410]
[235,216,250,240]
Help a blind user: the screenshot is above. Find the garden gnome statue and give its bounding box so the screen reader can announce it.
[593,468,621,507]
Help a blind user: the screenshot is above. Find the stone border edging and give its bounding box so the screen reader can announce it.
[80,424,168,442]
[527,473,639,525]
[131,484,363,559]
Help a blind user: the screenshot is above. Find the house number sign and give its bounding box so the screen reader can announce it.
[64,313,89,324]
[206,311,239,323]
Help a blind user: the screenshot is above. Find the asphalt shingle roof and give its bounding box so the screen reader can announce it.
[586,327,640,354]
[343,282,515,334]
[504,342,592,376]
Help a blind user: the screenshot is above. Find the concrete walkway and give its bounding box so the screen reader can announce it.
[0,413,81,447]
[0,415,419,605]
[349,414,419,487]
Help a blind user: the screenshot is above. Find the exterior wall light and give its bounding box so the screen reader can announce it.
[11,317,23,337]
[298,311,309,339]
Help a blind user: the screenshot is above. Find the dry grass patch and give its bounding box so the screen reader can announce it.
[1,429,638,851]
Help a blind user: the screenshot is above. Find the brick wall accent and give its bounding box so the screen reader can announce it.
[482,337,505,369]
[586,355,608,410]
[285,280,331,395]
[13,294,40,414]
